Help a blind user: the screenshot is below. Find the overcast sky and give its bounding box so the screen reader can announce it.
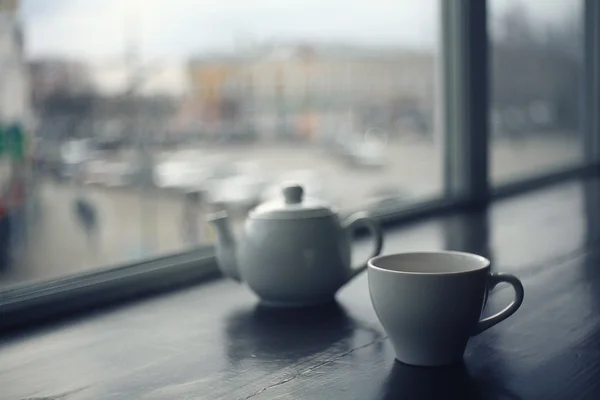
[20,0,581,61]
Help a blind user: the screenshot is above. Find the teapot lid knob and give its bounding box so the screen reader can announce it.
[282,184,304,205]
[250,182,333,219]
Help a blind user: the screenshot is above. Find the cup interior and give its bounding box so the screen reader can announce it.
[369,251,489,274]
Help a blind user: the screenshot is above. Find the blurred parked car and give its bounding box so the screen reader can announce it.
[330,132,386,169]
[154,160,211,192]
[82,159,140,187]
[205,162,270,210]
[32,138,90,179]
[31,139,62,174]
[58,139,97,180]
[349,141,386,168]
[152,150,214,192]
[93,135,125,152]
[152,151,269,210]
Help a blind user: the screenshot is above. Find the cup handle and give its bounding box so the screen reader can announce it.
[472,273,525,336]
[343,212,383,280]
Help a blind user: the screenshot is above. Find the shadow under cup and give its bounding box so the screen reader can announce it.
[367,251,524,367]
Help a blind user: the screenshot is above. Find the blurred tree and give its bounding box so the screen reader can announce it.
[491,4,582,134]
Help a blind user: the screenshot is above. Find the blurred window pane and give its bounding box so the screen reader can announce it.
[0,0,441,288]
[489,0,584,184]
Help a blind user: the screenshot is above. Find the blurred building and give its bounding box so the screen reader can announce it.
[180,44,435,142]
[0,0,29,124]
[0,0,31,241]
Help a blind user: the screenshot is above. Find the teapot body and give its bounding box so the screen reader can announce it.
[209,183,384,307]
[240,214,352,306]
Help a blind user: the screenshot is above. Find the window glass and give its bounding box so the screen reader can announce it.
[0,0,441,287]
[489,0,584,184]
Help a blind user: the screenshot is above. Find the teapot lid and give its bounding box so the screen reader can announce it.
[250,183,335,219]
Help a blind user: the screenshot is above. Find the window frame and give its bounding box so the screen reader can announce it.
[1,0,599,329]
[442,0,490,207]
[584,0,600,164]
[488,0,597,187]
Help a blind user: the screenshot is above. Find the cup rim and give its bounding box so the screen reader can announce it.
[368,250,490,276]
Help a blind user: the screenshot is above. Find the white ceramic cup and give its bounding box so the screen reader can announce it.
[368,251,524,367]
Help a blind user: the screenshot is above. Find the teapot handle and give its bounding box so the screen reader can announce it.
[343,212,384,280]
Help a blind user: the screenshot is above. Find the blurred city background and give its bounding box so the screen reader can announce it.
[0,0,584,286]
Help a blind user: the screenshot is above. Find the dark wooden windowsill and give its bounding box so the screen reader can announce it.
[1,178,600,399]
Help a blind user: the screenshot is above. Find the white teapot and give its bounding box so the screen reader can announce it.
[208,184,383,307]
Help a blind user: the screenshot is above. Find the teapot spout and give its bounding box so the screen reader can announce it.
[208,211,242,282]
